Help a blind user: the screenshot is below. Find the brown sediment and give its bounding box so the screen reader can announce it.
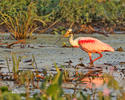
[116,47,124,52]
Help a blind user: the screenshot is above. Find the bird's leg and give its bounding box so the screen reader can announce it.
[93,52,103,62]
[88,53,94,66]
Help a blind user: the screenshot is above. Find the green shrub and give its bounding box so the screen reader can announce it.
[58,0,125,24]
[0,0,125,36]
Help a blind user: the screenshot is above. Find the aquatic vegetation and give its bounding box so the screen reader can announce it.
[6,53,23,80]
[0,65,125,100]
[5,54,40,82]
[0,91,22,100]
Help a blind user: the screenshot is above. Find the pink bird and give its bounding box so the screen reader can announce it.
[64,29,114,66]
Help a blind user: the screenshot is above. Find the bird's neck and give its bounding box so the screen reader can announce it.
[69,34,74,45]
[69,34,79,48]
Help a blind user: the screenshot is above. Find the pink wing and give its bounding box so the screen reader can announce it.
[78,37,114,53]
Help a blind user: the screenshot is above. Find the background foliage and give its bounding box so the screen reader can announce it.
[0,0,125,38]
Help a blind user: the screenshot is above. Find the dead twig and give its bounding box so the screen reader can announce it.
[7,39,26,48]
[79,24,110,37]
[38,18,61,33]
[0,42,8,45]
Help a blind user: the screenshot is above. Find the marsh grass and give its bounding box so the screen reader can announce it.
[0,63,125,100]
[0,1,46,39]
[1,54,125,100]
[5,53,39,81]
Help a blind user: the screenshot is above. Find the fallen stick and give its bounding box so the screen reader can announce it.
[7,39,26,48]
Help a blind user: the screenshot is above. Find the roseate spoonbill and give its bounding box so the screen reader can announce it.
[64,29,114,66]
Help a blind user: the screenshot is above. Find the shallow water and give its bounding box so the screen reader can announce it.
[0,33,125,98]
[0,33,125,68]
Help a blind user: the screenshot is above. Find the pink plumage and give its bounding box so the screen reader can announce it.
[64,29,114,66]
[78,37,114,53]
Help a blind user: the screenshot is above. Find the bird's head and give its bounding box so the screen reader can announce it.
[64,29,73,38]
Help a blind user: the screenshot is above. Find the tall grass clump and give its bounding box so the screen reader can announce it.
[0,0,46,39]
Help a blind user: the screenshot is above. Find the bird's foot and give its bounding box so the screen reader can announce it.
[89,62,94,67]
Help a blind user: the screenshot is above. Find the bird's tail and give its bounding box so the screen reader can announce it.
[104,44,114,52]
